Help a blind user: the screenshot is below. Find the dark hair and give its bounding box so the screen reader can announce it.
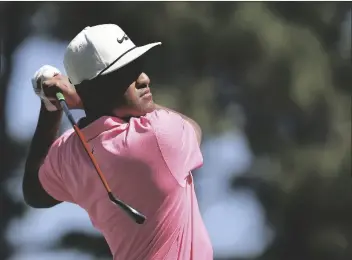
[75,57,144,116]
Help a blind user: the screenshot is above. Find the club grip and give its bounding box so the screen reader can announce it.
[56,92,65,101]
[108,192,146,224]
[56,92,76,126]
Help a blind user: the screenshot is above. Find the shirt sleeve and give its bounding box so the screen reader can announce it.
[147,109,203,186]
[38,136,74,203]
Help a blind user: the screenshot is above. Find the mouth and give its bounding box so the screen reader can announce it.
[140,87,152,98]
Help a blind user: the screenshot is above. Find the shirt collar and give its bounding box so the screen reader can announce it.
[78,116,126,141]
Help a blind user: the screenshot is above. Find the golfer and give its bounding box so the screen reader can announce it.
[23,24,213,260]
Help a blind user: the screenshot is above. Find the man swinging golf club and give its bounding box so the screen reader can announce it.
[23,24,213,260]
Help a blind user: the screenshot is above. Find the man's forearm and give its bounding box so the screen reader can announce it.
[23,103,62,207]
[26,103,62,170]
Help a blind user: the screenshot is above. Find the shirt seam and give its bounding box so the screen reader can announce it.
[149,119,185,188]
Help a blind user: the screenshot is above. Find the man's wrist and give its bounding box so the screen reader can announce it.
[37,102,62,136]
[39,101,62,120]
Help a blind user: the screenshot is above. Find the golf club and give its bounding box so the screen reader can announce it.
[55,92,146,224]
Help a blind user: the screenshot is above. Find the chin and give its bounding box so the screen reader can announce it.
[141,102,156,115]
[128,102,155,117]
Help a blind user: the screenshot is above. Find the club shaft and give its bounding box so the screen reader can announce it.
[55,93,146,224]
[58,98,112,192]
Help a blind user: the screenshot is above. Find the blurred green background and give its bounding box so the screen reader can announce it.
[0,2,351,260]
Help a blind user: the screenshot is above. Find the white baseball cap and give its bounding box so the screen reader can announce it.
[63,24,161,85]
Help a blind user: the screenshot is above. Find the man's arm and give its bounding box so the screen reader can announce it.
[23,103,63,208]
[154,104,202,145]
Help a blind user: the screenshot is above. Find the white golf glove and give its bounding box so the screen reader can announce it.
[32,65,61,111]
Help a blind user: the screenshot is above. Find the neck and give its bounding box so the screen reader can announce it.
[83,107,131,125]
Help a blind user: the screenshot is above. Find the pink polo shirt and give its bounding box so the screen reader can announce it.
[39,109,213,260]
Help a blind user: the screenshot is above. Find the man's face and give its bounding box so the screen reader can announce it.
[119,72,155,117]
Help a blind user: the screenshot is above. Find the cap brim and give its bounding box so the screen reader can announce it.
[101,42,161,76]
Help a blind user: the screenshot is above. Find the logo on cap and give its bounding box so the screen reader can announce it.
[117,34,129,44]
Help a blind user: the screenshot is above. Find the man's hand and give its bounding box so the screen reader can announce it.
[42,74,83,110]
[32,65,83,111]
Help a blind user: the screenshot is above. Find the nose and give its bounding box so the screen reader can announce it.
[135,72,150,89]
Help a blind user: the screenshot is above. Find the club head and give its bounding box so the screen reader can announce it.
[108,192,146,224]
